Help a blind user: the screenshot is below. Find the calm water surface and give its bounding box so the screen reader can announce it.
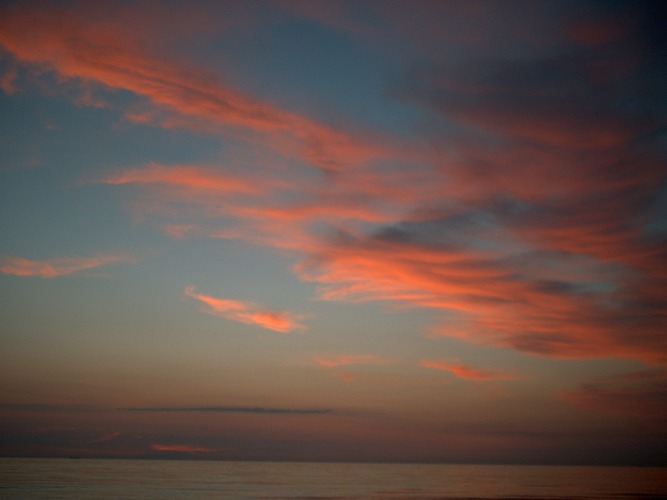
[1,458,666,499]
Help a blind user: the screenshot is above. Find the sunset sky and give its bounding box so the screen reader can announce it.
[1,0,666,465]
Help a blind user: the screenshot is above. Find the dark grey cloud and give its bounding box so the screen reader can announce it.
[0,403,100,413]
[0,403,336,416]
[122,406,334,415]
[562,368,667,417]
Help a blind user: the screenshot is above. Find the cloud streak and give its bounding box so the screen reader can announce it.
[314,354,393,382]
[0,253,137,278]
[185,286,305,333]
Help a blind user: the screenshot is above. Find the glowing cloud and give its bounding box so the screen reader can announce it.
[421,359,519,381]
[0,253,137,278]
[184,286,305,333]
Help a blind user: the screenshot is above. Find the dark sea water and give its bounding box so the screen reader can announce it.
[1,458,666,499]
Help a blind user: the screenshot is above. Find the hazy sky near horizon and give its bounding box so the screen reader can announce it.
[1,0,666,464]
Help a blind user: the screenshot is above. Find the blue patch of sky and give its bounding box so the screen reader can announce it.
[203,15,425,138]
[643,181,667,236]
[0,85,230,257]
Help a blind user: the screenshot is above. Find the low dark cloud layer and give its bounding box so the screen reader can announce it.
[123,406,334,415]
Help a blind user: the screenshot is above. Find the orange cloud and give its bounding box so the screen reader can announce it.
[184,286,305,333]
[0,253,137,278]
[421,359,519,381]
[151,443,213,453]
[290,170,667,365]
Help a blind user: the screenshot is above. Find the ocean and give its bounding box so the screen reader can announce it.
[1,458,666,499]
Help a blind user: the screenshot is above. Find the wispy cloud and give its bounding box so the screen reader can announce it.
[314,354,393,383]
[185,286,305,333]
[421,359,520,381]
[125,406,332,415]
[0,253,137,278]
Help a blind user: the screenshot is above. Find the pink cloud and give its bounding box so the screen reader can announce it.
[421,359,519,381]
[0,253,137,278]
[185,286,305,334]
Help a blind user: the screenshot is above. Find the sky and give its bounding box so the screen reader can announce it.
[0,0,666,465]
